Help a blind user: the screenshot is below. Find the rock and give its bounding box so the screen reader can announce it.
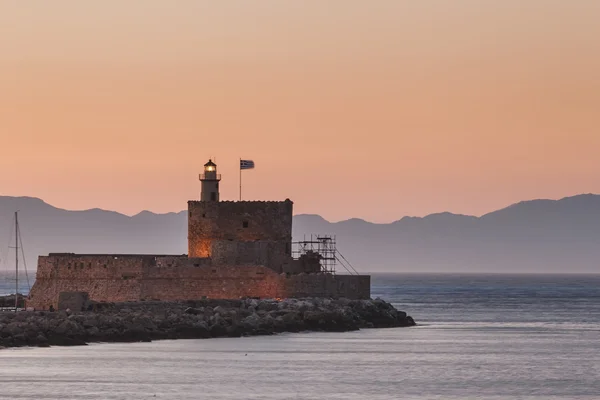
[184,307,201,315]
[273,316,286,332]
[36,334,49,345]
[257,301,279,312]
[82,317,97,328]
[0,297,416,350]
[281,311,301,324]
[209,322,227,337]
[241,313,261,331]
[213,306,226,315]
[87,326,100,337]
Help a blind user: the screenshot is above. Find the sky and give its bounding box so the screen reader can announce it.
[1,1,599,223]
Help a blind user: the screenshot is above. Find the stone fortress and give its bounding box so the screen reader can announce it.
[27,160,370,310]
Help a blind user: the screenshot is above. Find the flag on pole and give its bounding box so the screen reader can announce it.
[240,160,255,170]
[239,159,254,200]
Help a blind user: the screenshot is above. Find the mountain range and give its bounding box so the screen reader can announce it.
[0,194,599,274]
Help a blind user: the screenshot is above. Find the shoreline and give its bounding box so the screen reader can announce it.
[0,297,415,349]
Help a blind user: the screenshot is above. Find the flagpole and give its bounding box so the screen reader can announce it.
[239,158,242,201]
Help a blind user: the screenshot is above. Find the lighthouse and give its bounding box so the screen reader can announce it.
[199,159,221,201]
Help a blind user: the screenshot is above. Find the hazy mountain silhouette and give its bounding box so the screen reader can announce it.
[1,194,599,274]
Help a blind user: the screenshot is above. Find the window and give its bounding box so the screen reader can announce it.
[243,221,249,228]
[202,213,206,218]
[211,192,216,201]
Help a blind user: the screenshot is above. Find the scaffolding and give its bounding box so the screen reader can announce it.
[292,234,360,276]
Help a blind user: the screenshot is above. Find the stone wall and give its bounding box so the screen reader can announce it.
[28,255,153,309]
[28,255,174,310]
[141,263,286,301]
[27,254,371,310]
[57,292,90,311]
[210,240,290,272]
[285,274,371,300]
[188,200,293,262]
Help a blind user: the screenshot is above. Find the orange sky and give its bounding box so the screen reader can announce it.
[1,1,599,222]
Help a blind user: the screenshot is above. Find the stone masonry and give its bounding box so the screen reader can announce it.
[28,253,370,310]
[188,200,293,268]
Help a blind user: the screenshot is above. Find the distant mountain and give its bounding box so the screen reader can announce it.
[0,197,187,273]
[1,194,599,274]
[294,194,600,273]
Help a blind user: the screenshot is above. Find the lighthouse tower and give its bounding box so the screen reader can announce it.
[199,159,221,201]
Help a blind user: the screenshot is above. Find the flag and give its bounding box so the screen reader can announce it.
[240,160,255,170]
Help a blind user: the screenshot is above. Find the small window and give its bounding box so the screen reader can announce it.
[243,221,249,228]
[189,211,192,218]
[211,192,217,201]
[202,213,206,218]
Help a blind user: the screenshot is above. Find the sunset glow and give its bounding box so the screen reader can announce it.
[1,1,599,222]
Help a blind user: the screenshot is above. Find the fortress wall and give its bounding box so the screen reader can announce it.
[28,255,162,310]
[141,263,286,301]
[285,274,371,300]
[210,240,290,272]
[154,256,209,269]
[27,255,371,310]
[188,200,293,259]
[34,255,148,280]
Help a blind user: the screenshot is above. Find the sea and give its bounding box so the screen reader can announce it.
[0,273,32,297]
[1,273,599,400]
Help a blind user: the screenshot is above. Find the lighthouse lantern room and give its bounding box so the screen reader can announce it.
[199,159,221,201]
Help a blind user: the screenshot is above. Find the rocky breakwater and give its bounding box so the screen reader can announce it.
[0,297,416,349]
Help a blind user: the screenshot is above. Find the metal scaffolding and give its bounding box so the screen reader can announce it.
[292,234,360,275]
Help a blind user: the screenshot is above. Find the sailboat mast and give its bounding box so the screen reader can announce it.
[15,211,18,311]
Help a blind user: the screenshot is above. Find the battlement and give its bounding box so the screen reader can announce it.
[48,253,185,258]
[188,200,293,205]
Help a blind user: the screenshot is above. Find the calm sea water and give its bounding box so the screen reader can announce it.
[1,273,599,399]
[0,272,32,296]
